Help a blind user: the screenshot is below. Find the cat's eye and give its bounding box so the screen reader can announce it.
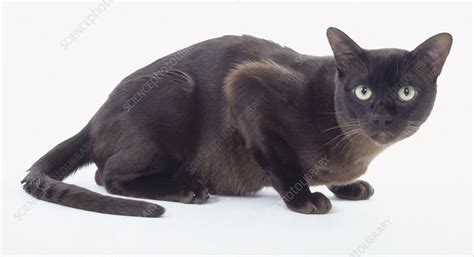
[354,85,372,101]
[398,86,416,102]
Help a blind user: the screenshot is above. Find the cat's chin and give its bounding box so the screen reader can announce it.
[368,131,396,145]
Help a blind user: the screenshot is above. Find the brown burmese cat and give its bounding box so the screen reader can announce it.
[22,28,452,217]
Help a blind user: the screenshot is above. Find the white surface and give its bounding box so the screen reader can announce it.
[1,2,472,255]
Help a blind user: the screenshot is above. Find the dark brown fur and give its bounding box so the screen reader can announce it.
[22,28,452,217]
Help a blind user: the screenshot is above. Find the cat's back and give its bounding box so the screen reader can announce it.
[102,35,303,112]
[90,35,301,158]
[137,35,301,82]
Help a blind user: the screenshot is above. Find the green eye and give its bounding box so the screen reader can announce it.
[354,85,372,101]
[398,86,416,102]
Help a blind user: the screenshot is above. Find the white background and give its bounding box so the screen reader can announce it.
[1,1,472,255]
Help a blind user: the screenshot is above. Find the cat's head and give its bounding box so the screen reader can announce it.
[327,27,452,145]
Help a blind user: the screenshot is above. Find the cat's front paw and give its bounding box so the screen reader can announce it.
[285,192,332,214]
[328,180,374,200]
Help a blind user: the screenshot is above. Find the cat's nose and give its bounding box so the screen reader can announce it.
[372,114,392,129]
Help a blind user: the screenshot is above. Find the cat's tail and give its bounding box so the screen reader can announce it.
[20,123,165,217]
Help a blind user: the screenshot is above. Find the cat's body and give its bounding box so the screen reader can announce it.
[93,35,380,195]
[22,28,452,217]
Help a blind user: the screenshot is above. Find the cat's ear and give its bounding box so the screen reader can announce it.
[326,27,366,75]
[410,33,453,81]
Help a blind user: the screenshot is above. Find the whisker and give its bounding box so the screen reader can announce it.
[321,122,359,134]
[320,132,346,148]
[330,127,364,150]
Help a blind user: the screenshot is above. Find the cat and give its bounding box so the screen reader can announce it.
[22,27,452,217]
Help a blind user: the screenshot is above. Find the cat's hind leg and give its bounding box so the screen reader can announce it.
[100,149,209,204]
[108,173,209,204]
[328,180,374,200]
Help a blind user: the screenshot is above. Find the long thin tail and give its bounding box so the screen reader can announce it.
[21,123,164,217]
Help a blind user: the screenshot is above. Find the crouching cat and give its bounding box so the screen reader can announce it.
[22,27,452,217]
